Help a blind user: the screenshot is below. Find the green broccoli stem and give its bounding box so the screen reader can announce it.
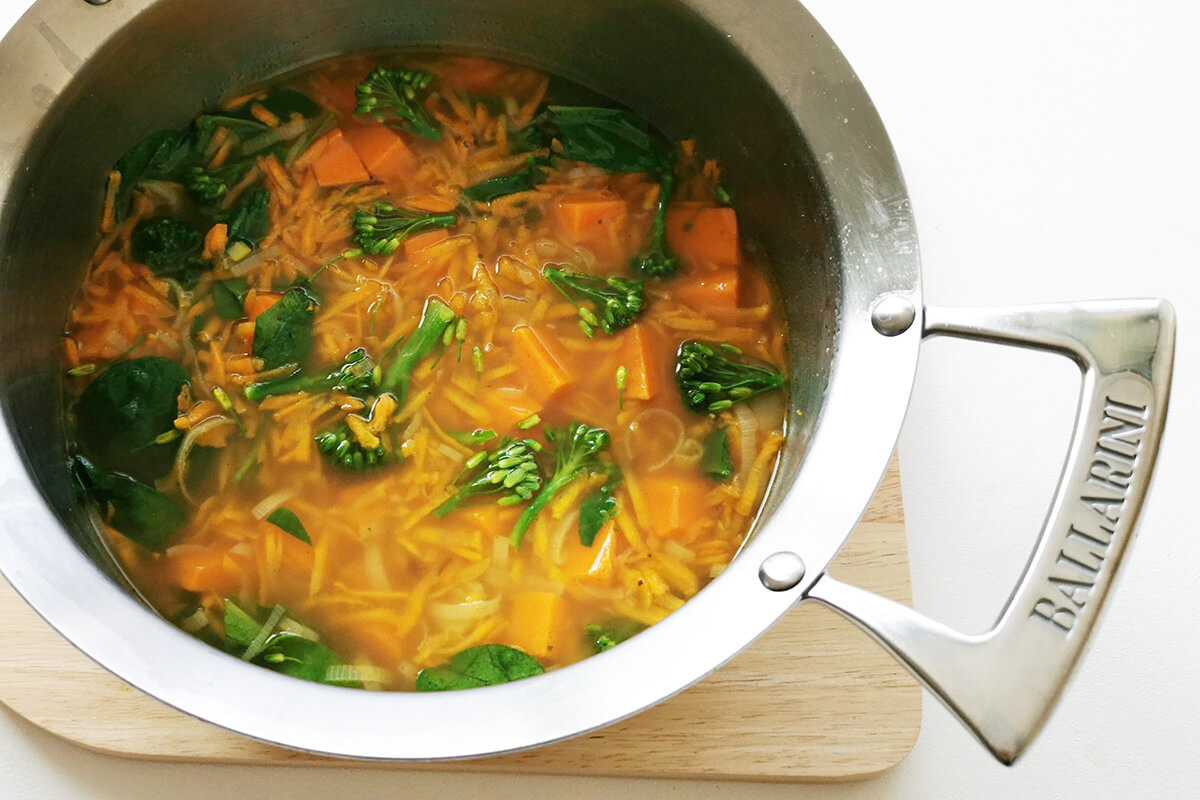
[244,348,377,402]
[631,169,678,279]
[355,66,442,142]
[352,203,457,256]
[379,297,457,403]
[509,423,610,548]
[509,471,577,549]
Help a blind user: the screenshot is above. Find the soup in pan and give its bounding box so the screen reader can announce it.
[63,55,788,690]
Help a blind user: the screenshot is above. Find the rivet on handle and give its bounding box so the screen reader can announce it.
[871,295,916,336]
[759,552,806,591]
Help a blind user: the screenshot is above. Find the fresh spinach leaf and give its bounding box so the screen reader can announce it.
[251,286,315,370]
[508,120,548,154]
[72,456,187,550]
[549,106,671,174]
[579,464,622,546]
[212,278,250,320]
[584,618,644,652]
[463,155,547,203]
[225,186,271,247]
[111,129,193,222]
[266,507,311,544]
[415,644,544,691]
[223,599,262,648]
[130,217,207,287]
[222,600,359,687]
[257,632,359,687]
[230,89,321,122]
[75,355,189,481]
[700,428,733,482]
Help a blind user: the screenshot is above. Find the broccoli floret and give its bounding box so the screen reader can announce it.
[244,348,379,402]
[354,65,441,142]
[543,265,645,337]
[510,422,611,548]
[130,217,207,286]
[183,162,255,208]
[313,393,399,471]
[351,201,457,256]
[675,341,785,414]
[433,438,543,518]
[631,170,678,278]
[313,298,456,471]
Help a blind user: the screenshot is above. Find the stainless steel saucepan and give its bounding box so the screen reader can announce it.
[0,0,1174,765]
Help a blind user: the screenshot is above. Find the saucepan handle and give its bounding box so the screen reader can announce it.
[806,299,1174,765]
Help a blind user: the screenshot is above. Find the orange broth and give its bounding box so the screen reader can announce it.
[63,55,788,689]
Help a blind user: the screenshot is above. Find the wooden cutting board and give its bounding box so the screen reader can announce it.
[0,460,919,782]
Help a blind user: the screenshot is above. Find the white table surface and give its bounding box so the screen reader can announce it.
[0,0,1196,796]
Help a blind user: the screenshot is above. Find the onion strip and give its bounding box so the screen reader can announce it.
[242,117,311,156]
[732,403,758,488]
[251,487,297,520]
[176,416,235,506]
[430,596,501,624]
[241,604,286,662]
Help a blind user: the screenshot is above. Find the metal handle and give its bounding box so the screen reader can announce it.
[807,299,1175,765]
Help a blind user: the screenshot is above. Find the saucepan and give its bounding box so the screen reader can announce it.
[0,0,1174,765]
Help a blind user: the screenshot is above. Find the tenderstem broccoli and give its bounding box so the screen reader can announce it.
[312,298,457,471]
[510,423,611,548]
[378,296,457,402]
[355,66,441,142]
[351,202,457,256]
[631,169,678,279]
[244,348,379,402]
[313,393,399,471]
[433,438,543,518]
[675,341,785,414]
[542,265,645,337]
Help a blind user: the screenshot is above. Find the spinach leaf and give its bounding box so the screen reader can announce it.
[257,632,359,687]
[549,106,671,174]
[75,355,189,481]
[222,600,359,687]
[266,507,311,544]
[251,286,315,370]
[229,89,321,122]
[130,217,208,288]
[415,644,544,691]
[223,600,262,648]
[584,618,644,653]
[463,155,547,203]
[700,428,733,482]
[72,456,187,550]
[212,278,250,320]
[226,186,271,247]
[508,120,548,154]
[111,129,193,222]
[579,464,622,546]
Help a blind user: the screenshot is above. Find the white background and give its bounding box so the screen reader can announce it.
[0,0,1196,797]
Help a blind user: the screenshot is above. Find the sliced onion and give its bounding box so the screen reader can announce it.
[324,664,391,685]
[732,403,758,488]
[436,443,465,463]
[623,408,685,473]
[663,539,695,562]
[277,618,320,641]
[136,180,187,213]
[401,410,423,441]
[547,509,577,566]
[241,604,286,662]
[671,437,704,469]
[363,541,390,590]
[176,416,236,505]
[430,596,501,624]
[227,245,278,277]
[251,487,297,520]
[492,537,510,569]
[242,116,312,155]
[178,607,209,633]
